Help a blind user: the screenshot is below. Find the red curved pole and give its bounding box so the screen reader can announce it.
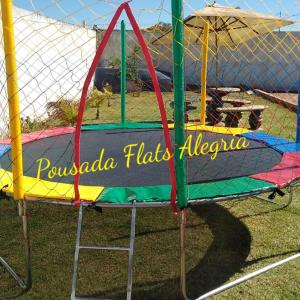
[74,3,126,206]
[74,2,177,213]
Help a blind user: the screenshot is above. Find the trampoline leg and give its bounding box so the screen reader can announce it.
[0,257,26,289]
[196,252,300,300]
[253,186,294,208]
[253,195,278,205]
[19,200,32,291]
[126,205,136,300]
[178,204,299,300]
[0,200,32,293]
[71,203,83,300]
[180,208,189,300]
[285,185,294,207]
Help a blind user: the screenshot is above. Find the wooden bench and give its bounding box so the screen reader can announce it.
[216,105,268,130]
[206,97,252,125]
[207,98,251,107]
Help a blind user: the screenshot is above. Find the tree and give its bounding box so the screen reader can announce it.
[127,45,141,83]
[108,45,142,84]
[108,57,121,76]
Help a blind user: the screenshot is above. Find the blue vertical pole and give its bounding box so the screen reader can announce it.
[297,71,300,143]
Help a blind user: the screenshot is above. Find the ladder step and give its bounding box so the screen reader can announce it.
[74,297,111,300]
[79,245,130,251]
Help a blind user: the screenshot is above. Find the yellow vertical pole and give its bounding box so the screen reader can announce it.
[200,22,209,125]
[1,0,24,200]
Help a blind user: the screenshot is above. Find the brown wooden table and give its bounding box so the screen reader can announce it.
[207,98,251,107]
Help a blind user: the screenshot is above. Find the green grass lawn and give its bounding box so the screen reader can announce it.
[1,91,300,299]
[84,90,297,140]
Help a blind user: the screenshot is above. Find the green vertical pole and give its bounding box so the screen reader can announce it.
[171,0,187,209]
[121,20,126,124]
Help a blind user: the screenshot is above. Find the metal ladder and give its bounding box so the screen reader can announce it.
[71,203,137,300]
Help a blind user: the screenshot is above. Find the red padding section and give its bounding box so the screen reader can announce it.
[1,127,74,145]
[250,152,300,188]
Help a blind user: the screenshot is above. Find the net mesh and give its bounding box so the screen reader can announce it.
[0,0,300,203]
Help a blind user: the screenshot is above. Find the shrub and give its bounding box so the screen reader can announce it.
[46,97,79,126]
[21,116,48,133]
[87,87,112,119]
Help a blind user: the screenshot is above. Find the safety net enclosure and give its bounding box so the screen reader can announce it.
[1,0,300,299]
[0,0,299,208]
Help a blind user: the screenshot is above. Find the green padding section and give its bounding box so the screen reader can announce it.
[97,177,276,204]
[82,122,162,131]
[187,177,275,200]
[99,185,171,203]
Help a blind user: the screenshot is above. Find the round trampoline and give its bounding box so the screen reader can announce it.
[1,2,300,299]
[1,124,300,205]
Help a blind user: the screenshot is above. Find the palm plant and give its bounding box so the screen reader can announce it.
[46,97,79,126]
[87,87,112,119]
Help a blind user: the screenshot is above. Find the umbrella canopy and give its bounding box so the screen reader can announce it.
[152,3,294,48]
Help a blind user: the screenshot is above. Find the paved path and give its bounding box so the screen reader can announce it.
[255,89,298,112]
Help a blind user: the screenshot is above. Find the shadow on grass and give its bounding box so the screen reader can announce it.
[81,203,252,299]
[231,202,288,220]
[110,223,203,241]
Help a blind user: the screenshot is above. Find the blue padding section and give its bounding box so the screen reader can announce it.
[275,143,300,153]
[243,132,290,146]
[0,144,11,158]
[243,132,300,153]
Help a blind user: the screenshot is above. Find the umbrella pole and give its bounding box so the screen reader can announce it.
[297,70,300,143]
[216,42,219,87]
[200,22,209,125]
[215,19,219,88]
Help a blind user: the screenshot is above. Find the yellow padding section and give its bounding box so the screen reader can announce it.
[168,123,250,135]
[0,169,103,202]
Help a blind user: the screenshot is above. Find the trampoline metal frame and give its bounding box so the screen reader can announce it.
[180,184,300,300]
[0,176,297,300]
[195,251,300,300]
[0,0,32,294]
[0,201,32,294]
[68,183,297,300]
[253,185,294,207]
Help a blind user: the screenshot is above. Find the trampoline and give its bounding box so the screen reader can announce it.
[1,124,300,299]
[1,123,300,205]
[1,1,300,299]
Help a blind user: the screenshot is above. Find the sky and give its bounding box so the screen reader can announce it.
[14,0,300,30]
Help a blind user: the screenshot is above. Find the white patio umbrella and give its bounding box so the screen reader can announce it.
[152,2,294,85]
